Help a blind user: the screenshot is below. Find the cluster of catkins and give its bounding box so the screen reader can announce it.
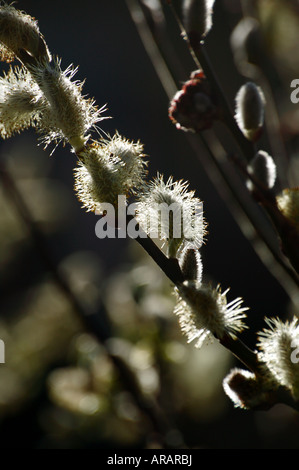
[0,2,298,411]
[169,0,299,408]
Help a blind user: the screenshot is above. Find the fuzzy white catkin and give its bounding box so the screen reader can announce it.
[247,150,277,190]
[235,82,265,141]
[174,281,248,349]
[0,4,50,62]
[74,134,147,213]
[29,60,104,152]
[0,66,44,138]
[183,0,215,39]
[257,318,299,399]
[136,174,206,256]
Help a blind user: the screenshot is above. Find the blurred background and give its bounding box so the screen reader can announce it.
[0,0,299,449]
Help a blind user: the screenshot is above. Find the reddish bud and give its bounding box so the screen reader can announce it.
[168,70,220,132]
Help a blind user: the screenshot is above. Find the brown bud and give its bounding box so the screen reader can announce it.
[169,70,220,132]
[223,368,275,410]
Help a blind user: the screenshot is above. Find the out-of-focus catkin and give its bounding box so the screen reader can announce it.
[276,188,299,232]
[247,150,277,191]
[183,0,215,40]
[235,82,265,142]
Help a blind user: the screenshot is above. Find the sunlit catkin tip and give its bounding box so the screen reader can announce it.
[179,248,203,282]
[174,282,248,349]
[276,188,299,232]
[183,0,215,40]
[257,317,299,399]
[223,368,277,410]
[74,135,147,214]
[247,150,277,191]
[0,4,50,63]
[235,82,265,141]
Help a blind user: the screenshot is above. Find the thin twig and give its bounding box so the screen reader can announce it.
[126,0,178,99]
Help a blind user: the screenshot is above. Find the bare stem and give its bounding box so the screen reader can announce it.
[220,334,259,374]
[126,214,185,285]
